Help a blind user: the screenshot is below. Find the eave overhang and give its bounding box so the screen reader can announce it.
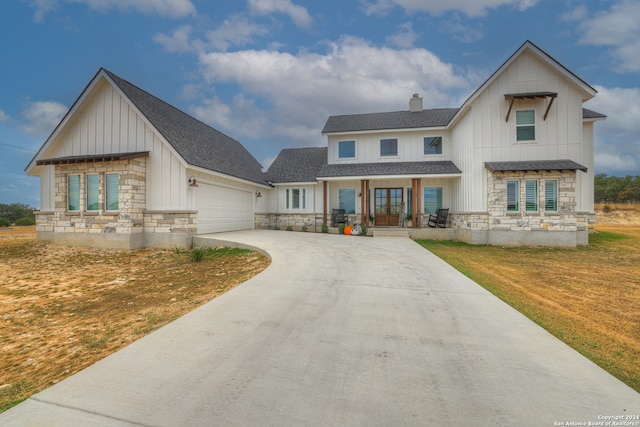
[485,159,588,173]
[35,151,150,166]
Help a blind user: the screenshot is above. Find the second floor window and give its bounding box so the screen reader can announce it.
[424,136,442,155]
[516,110,535,141]
[338,140,355,158]
[380,138,398,156]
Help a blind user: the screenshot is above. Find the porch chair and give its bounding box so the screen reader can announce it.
[427,208,449,228]
[331,208,348,227]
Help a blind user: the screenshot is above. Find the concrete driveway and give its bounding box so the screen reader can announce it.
[2,230,638,426]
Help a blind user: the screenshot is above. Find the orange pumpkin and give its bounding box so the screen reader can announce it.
[344,225,352,235]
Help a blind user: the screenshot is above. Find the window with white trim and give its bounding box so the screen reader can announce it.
[516,110,535,141]
[338,188,356,214]
[544,180,558,212]
[423,187,442,215]
[68,174,80,211]
[380,138,398,157]
[86,174,100,211]
[507,180,519,212]
[423,136,442,155]
[525,180,538,212]
[105,173,119,211]
[338,140,355,159]
[285,188,306,210]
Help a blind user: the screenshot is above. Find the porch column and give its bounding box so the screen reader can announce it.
[364,179,370,227]
[412,178,421,228]
[323,180,328,225]
[360,180,365,225]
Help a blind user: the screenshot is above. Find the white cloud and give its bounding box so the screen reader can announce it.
[0,110,9,123]
[29,0,57,22]
[586,85,640,174]
[439,13,484,43]
[194,37,470,144]
[248,0,312,28]
[20,101,68,137]
[573,0,640,72]
[154,25,199,53]
[31,0,196,20]
[361,0,537,17]
[206,15,269,51]
[386,22,418,48]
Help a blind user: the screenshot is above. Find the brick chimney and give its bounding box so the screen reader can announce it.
[409,93,423,112]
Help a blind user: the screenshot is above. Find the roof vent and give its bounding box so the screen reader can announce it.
[409,93,423,112]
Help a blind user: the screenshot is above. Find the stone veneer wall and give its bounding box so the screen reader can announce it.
[36,158,196,249]
[255,213,320,231]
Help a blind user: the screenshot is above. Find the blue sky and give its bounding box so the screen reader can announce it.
[1,0,639,207]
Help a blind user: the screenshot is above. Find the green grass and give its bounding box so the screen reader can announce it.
[416,230,640,392]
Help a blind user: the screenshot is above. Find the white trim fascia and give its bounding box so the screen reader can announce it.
[323,126,450,136]
[582,117,606,123]
[317,173,461,181]
[25,70,108,175]
[188,165,272,189]
[270,181,318,186]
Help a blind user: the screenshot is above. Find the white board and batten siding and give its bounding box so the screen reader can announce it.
[38,78,189,211]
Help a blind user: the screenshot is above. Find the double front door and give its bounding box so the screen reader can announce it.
[375,188,403,226]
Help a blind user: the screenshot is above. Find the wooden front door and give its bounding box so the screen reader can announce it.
[375,188,403,226]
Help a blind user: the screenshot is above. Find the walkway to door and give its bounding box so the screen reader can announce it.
[2,230,638,426]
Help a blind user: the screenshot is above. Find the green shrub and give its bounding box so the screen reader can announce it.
[321,223,329,233]
[361,224,367,235]
[15,217,35,226]
[190,247,209,262]
[603,205,612,213]
[286,225,293,231]
[338,224,345,234]
[0,217,10,227]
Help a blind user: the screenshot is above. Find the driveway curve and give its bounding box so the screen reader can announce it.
[2,230,638,426]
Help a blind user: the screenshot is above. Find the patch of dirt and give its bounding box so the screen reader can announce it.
[0,227,269,411]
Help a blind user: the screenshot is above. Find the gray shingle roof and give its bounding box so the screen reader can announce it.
[322,108,459,134]
[104,69,268,186]
[484,159,588,173]
[583,108,607,120]
[317,161,461,178]
[264,147,327,183]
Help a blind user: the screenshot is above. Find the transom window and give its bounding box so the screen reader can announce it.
[338,188,356,214]
[424,136,443,155]
[516,110,535,141]
[338,140,355,159]
[380,138,398,157]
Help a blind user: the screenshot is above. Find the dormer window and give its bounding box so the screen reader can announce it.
[516,110,535,141]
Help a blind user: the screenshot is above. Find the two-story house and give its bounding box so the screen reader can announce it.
[261,40,606,247]
[26,40,605,249]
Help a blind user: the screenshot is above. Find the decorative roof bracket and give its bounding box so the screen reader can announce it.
[504,92,558,122]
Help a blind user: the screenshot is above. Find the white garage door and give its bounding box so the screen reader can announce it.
[196,183,254,234]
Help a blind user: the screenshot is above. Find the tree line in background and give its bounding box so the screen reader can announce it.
[594,174,640,204]
[0,203,36,227]
[0,174,638,227]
